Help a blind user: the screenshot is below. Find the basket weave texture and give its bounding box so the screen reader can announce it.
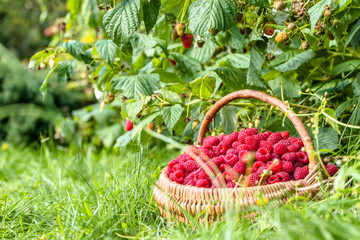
[153,90,321,223]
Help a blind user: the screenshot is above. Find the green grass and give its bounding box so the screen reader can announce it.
[0,139,360,239]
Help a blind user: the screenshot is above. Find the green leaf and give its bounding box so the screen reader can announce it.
[98,124,122,148]
[190,72,222,99]
[169,52,203,76]
[330,60,360,76]
[275,50,316,72]
[213,67,247,90]
[269,50,297,67]
[352,73,360,96]
[188,0,236,36]
[268,74,301,98]
[103,0,141,47]
[308,0,331,33]
[40,66,57,97]
[217,54,250,69]
[67,0,81,13]
[190,41,217,64]
[323,108,340,134]
[345,19,360,48]
[143,0,161,33]
[126,100,143,121]
[63,40,85,59]
[58,60,77,83]
[95,39,118,66]
[316,128,338,151]
[59,119,76,142]
[159,89,182,104]
[162,104,184,133]
[245,0,269,7]
[115,130,133,148]
[247,42,268,88]
[329,9,360,41]
[162,0,186,17]
[220,106,237,134]
[335,98,359,117]
[111,73,160,99]
[151,69,185,84]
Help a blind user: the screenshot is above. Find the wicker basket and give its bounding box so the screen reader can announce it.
[153,90,321,223]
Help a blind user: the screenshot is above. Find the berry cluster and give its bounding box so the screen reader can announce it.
[166,129,339,188]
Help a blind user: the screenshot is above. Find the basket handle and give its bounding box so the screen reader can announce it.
[196,89,316,170]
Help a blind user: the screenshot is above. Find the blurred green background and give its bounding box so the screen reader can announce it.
[0,0,96,146]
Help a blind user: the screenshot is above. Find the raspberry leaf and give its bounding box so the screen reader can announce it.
[188,0,236,37]
[245,0,270,8]
[95,39,118,66]
[111,73,160,99]
[247,42,268,88]
[308,0,332,34]
[103,0,141,48]
[57,60,77,83]
[142,0,161,34]
[169,53,203,76]
[220,106,237,135]
[275,50,316,72]
[162,104,184,134]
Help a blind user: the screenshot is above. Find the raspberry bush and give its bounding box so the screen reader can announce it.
[29,0,360,160]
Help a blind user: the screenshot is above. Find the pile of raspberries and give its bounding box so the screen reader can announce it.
[166,128,339,188]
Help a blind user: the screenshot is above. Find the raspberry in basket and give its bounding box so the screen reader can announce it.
[294,166,309,180]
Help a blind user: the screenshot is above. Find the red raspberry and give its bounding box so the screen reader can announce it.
[217,134,225,141]
[187,179,196,186]
[274,142,289,155]
[278,140,291,147]
[267,132,283,145]
[231,141,242,150]
[266,160,281,174]
[177,153,193,163]
[296,151,309,164]
[197,169,209,179]
[270,153,281,161]
[216,141,231,154]
[248,172,262,186]
[202,143,213,150]
[196,179,210,188]
[238,128,258,143]
[287,136,297,142]
[200,148,215,159]
[294,161,304,168]
[239,150,255,163]
[224,168,240,182]
[173,163,185,172]
[211,156,224,166]
[183,173,195,184]
[291,138,304,146]
[220,163,231,172]
[275,171,290,182]
[281,131,290,139]
[169,58,176,66]
[252,161,266,173]
[166,167,173,176]
[226,149,238,156]
[256,148,271,162]
[281,152,297,163]
[181,33,193,49]
[170,170,185,183]
[259,141,273,152]
[235,144,249,152]
[184,160,198,173]
[233,161,246,175]
[203,136,220,146]
[261,131,273,140]
[257,166,269,175]
[125,119,133,131]
[223,131,239,144]
[245,135,260,151]
[167,159,178,171]
[281,161,294,173]
[267,175,280,184]
[294,166,309,180]
[227,182,236,188]
[224,154,239,167]
[325,164,338,177]
[287,144,301,152]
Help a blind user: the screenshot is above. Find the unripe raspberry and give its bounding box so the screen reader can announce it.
[196,40,205,48]
[287,22,296,31]
[301,41,310,50]
[146,122,155,131]
[209,28,219,36]
[273,1,286,11]
[324,6,332,18]
[275,31,288,43]
[175,23,186,37]
[264,24,275,36]
[171,27,179,40]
